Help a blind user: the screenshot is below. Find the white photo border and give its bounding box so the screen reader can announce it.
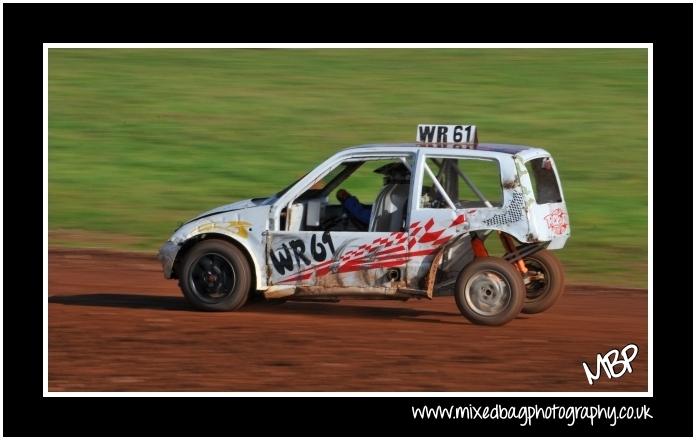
[43,42,653,398]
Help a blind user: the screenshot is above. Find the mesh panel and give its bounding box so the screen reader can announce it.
[483,192,525,226]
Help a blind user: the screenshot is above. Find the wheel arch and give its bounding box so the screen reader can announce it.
[173,233,262,290]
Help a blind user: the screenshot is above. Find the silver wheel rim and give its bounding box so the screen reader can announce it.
[464,270,512,316]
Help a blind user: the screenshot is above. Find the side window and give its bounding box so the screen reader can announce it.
[525,158,562,204]
[455,158,503,207]
[420,156,503,208]
[330,159,406,204]
[290,156,414,232]
[332,157,413,233]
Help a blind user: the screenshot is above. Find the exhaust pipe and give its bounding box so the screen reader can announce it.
[386,268,401,282]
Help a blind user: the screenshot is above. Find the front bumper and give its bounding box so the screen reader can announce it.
[158,240,181,279]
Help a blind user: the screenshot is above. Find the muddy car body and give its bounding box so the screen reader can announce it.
[159,125,570,325]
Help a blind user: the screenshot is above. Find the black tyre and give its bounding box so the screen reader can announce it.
[521,249,565,314]
[179,239,251,311]
[455,257,526,326]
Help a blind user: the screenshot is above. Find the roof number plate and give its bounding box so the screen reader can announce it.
[416,124,478,144]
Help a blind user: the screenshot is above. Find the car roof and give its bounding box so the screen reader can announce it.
[338,142,549,158]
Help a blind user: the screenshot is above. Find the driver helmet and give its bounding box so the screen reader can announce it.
[373,162,411,185]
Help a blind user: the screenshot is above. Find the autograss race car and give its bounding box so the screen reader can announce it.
[158,124,570,325]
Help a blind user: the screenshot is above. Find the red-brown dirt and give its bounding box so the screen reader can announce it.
[48,248,648,392]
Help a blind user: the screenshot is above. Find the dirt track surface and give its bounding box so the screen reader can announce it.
[48,248,648,392]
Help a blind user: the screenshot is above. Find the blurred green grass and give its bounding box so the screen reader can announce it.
[48,49,648,287]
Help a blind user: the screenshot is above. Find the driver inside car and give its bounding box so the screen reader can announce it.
[336,188,372,226]
[336,162,411,230]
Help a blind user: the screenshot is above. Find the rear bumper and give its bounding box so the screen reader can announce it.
[157,241,181,279]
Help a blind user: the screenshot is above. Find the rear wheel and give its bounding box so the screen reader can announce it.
[521,249,565,314]
[455,257,525,326]
[179,239,251,311]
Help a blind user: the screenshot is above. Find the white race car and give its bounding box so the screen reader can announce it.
[159,124,570,325]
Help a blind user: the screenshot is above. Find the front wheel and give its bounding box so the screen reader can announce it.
[179,239,252,311]
[521,249,565,314]
[454,257,526,326]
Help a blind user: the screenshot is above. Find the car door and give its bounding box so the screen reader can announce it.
[265,155,415,289]
[266,229,412,287]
